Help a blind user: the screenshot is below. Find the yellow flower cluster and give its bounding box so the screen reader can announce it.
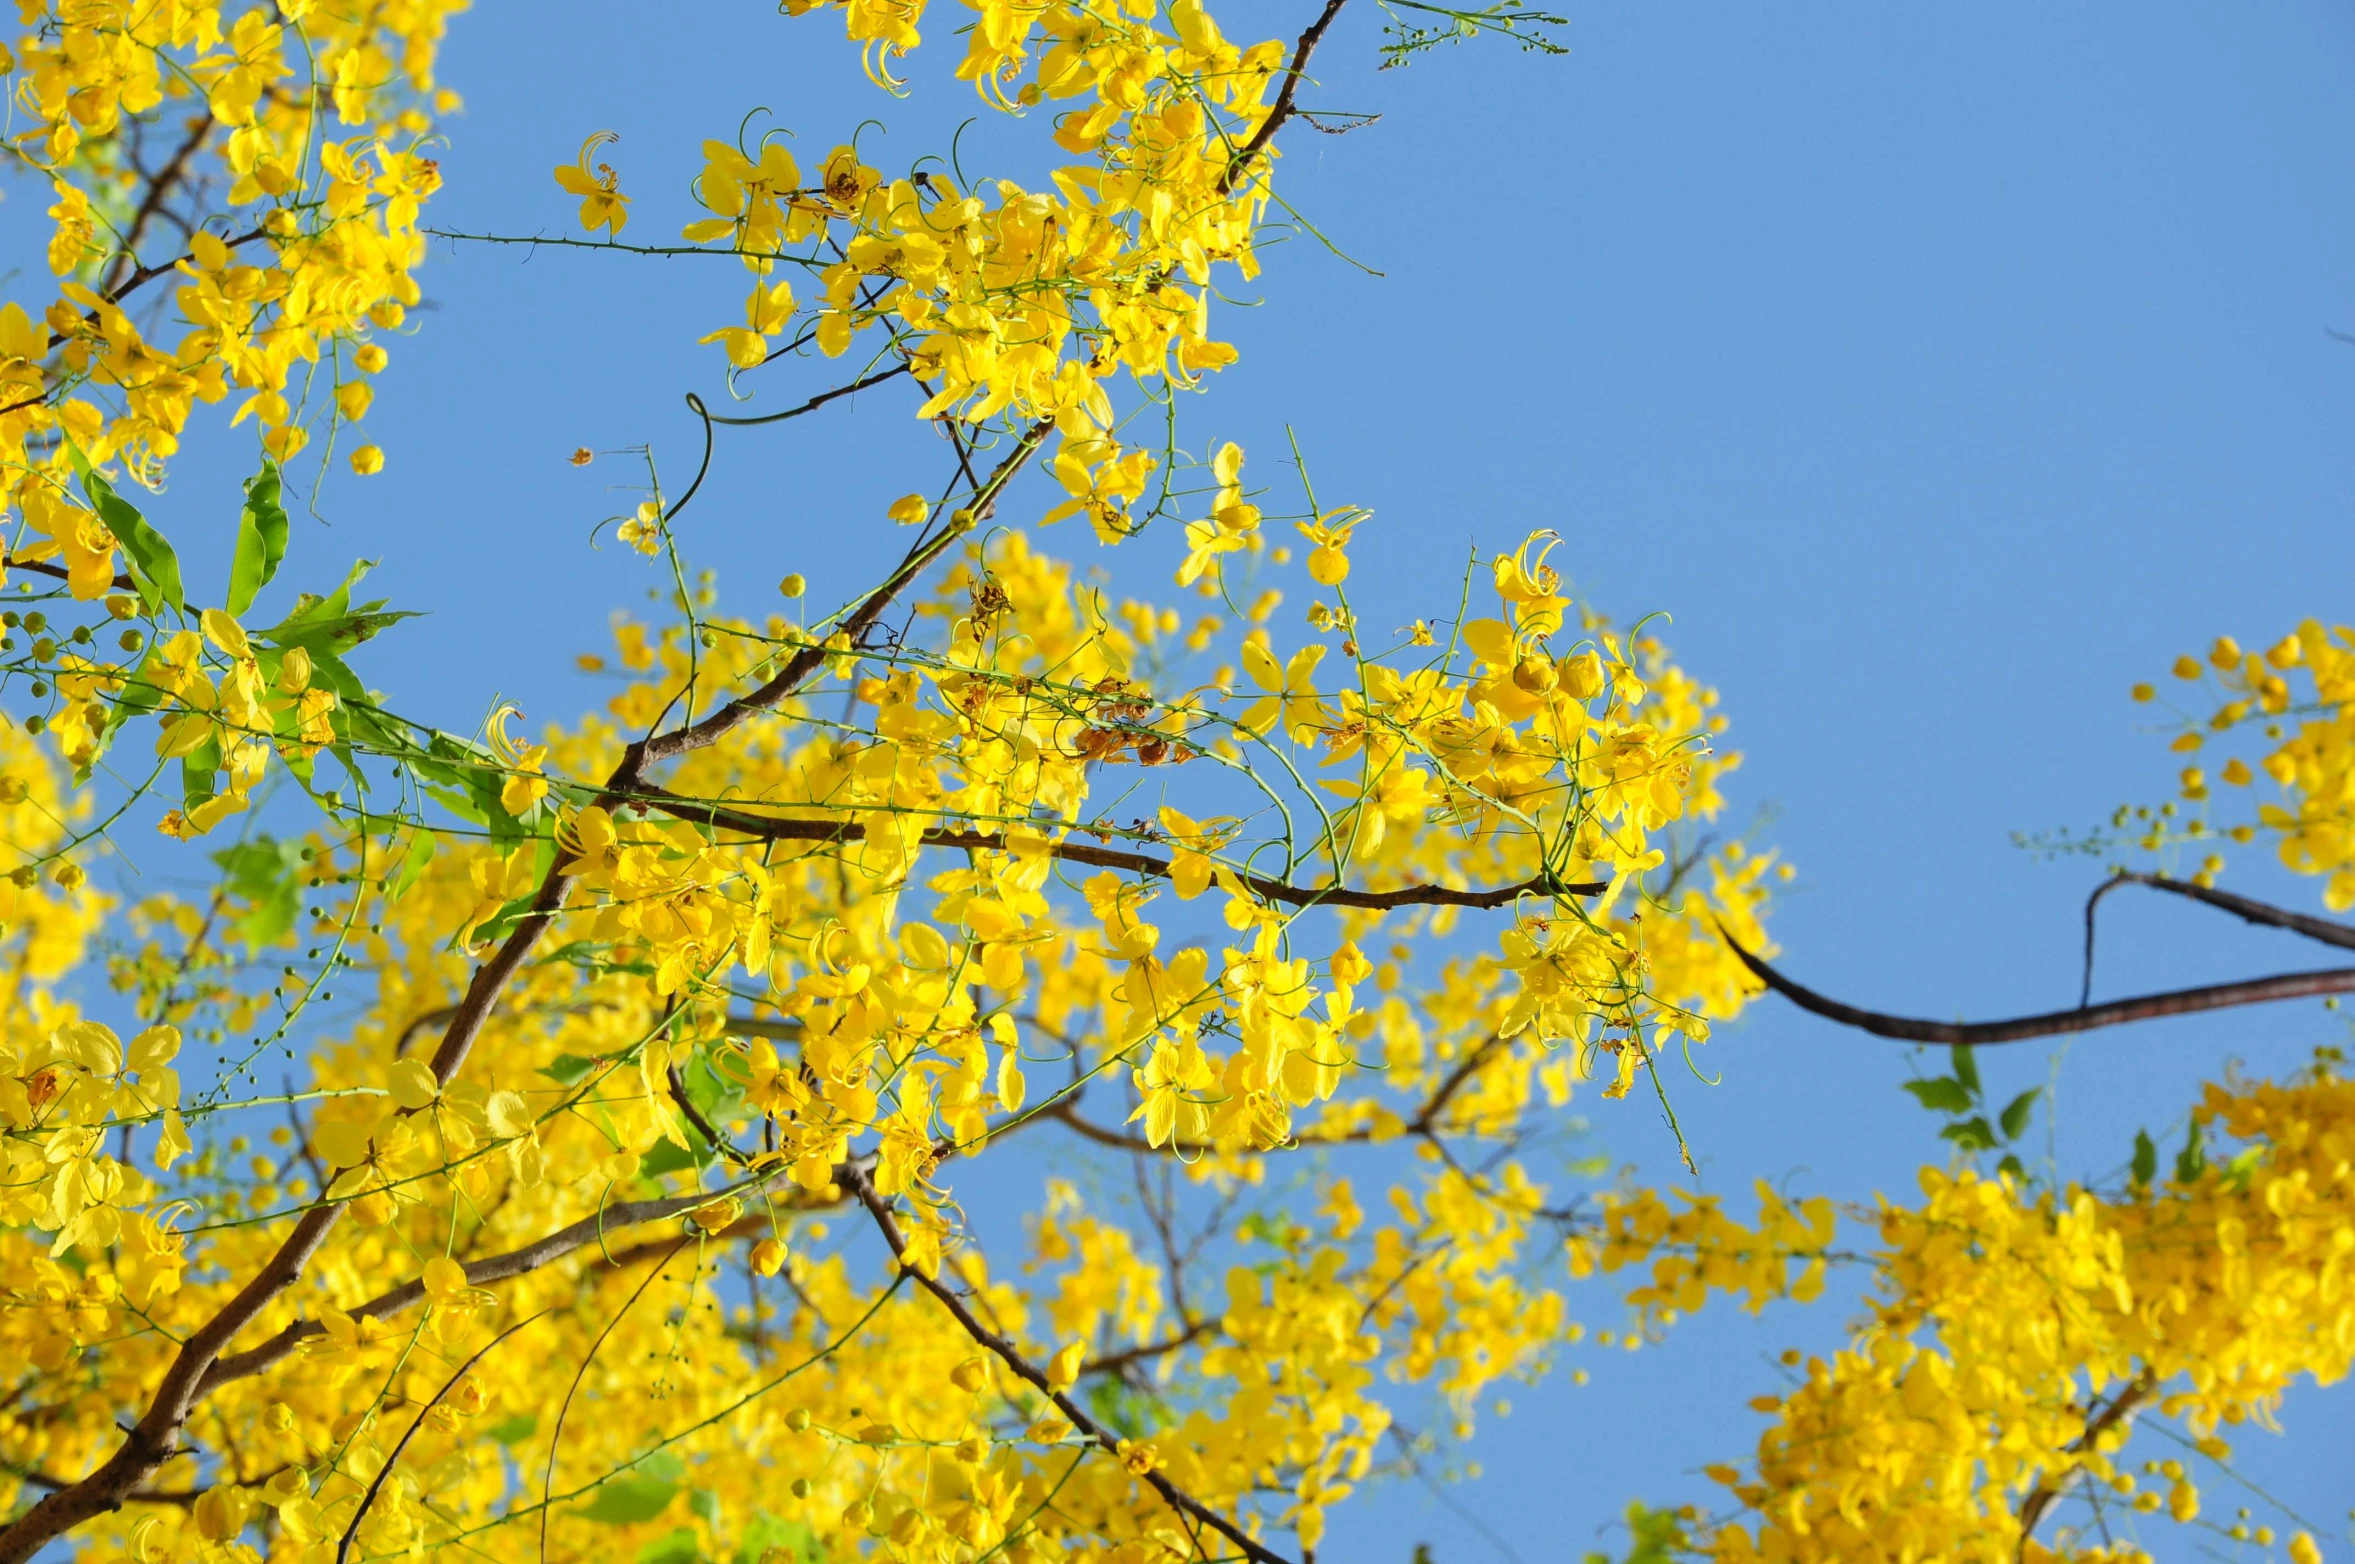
[0,4,1824,1561]
[1583,1059,2355,1563]
[0,506,1782,1560]
[2133,620,2355,902]
[621,0,1293,543]
[4,0,461,583]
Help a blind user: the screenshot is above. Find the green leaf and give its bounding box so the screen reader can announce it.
[181,740,222,812]
[1997,1087,2040,1142]
[1947,1043,1980,1101]
[1996,1153,2027,1181]
[542,1053,600,1087]
[1938,1116,1998,1153]
[2130,1128,2157,1188]
[637,1529,701,1564]
[210,836,305,952]
[485,1413,537,1445]
[689,1489,722,1528]
[574,1452,684,1525]
[1583,1502,1693,1564]
[82,467,184,616]
[1084,1371,1161,1441]
[2174,1122,2209,1185]
[684,1046,744,1127]
[734,1515,824,1564]
[1900,1077,1973,1115]
[227,461,289,615]
[256,558,420,655]
[637,1135,707,1179]
[387,829,436,903]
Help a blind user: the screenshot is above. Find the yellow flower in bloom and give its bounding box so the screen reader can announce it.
[1236,639,1331,740]
[554,130,629,235]
[1297,505,1366,587]
[699,277,797,369]
[616,499,664,555]
[486,704,549,816]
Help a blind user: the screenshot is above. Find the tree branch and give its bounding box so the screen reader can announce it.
[2083,871,2355,1005]
[635,416,1053,767]
[644,791,1602,911]
[197,1171,812,1397]
[3,555,136,594]
[2017,1370,2156,1545]
[1222,0,1350,193]
[1084,1320,1214,1376]
[1724,930,2355,1046]
[102,115,215,297]
[844,1166,1296,1564]
[2,1467,202,1509]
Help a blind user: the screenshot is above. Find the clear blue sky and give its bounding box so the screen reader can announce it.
[71,1,2355,1556]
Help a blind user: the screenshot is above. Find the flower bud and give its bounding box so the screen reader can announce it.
[1511,653,1557,694]
[1562,649,1606,700]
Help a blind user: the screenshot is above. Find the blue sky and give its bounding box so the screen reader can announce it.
[22,1,2355,1557]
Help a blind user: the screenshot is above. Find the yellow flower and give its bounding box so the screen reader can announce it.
[554,130,629,235]
[699,277,796,368]
[615,499,664,555]
[1235,639,1331,741]
[1044,1341,1085,1391]
[1175,517,1244,586]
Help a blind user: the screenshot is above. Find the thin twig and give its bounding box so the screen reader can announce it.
[2017,1370,2157,1546]
[336,1309,548,1564]
[845,1167,1297,1564]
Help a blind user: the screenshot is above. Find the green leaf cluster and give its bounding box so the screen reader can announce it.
[1900,1045,2039,1178]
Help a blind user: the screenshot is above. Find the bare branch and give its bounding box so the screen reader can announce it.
[1723,929,2355,1046]
[691,363,908,428]
[1,1467,202,1509]
[1085,1320,1214,1376]
[2083,871,2355,1004]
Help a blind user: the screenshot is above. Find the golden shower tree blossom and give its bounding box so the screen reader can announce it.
[0,4,2337,1564]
